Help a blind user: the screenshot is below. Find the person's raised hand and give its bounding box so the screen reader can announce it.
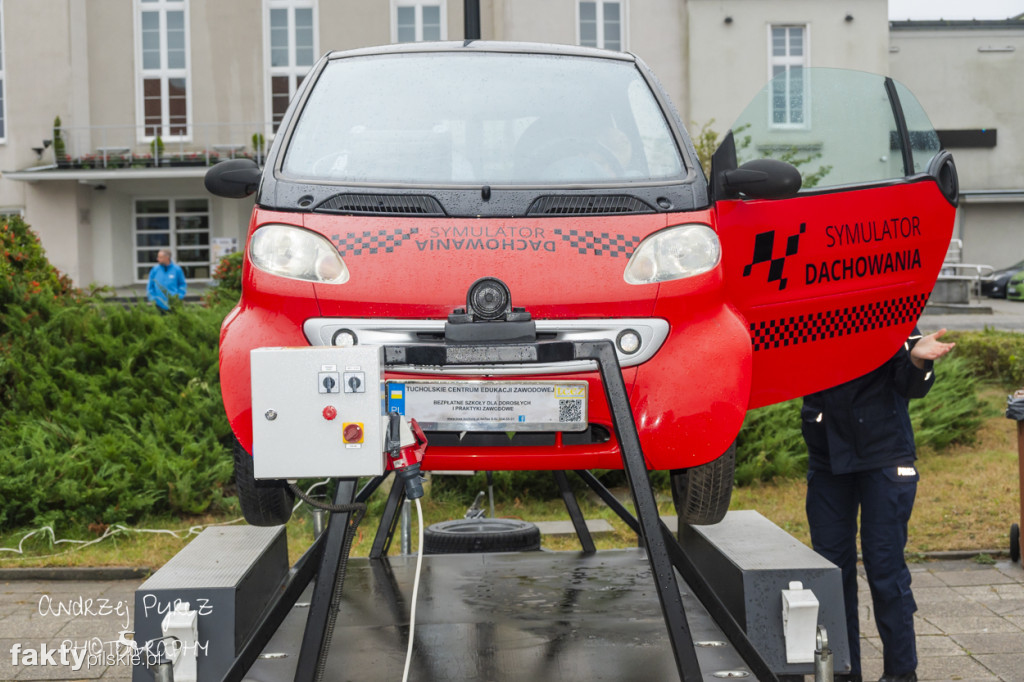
[911,328,955,368]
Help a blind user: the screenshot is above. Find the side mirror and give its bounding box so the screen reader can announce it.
[719,158,802,200]
[204,159,262,198]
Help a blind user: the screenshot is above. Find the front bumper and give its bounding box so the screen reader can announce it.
[220,304,752,472]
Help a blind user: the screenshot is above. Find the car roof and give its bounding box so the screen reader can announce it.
[325,40,637,64]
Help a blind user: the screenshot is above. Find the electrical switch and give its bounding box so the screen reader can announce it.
[343,423,364,443]
[319,372,340,394]
[344,372,365,393]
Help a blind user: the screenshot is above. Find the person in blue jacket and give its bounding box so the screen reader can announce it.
[802,327,955,682]
[147,249,187,312]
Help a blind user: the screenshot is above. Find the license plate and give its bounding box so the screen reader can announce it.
[387,380,588,432]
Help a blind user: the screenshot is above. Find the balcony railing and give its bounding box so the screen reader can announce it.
[44,122,273,170]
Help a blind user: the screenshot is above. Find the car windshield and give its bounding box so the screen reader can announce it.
[281,51,686,186]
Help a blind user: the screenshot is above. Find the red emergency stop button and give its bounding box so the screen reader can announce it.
[343,422,364,443]
[322,406,337,421]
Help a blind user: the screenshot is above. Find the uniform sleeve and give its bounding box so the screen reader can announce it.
[891,327,935,399]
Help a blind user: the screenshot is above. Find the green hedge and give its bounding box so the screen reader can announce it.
[0,299,237,530]
[0,218,243,531]
[945,328,1024,389]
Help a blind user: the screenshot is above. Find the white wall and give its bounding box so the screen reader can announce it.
[23,181,81,282]
[687,0,889,136]
[890,26,1024,191]
[890,23,1024,269]
[0,0,78,209]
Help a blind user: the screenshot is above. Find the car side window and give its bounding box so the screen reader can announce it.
[726,68,939,191]
[893,81,941,175]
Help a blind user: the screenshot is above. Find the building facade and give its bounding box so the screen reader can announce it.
[0,0,1019,288]
[890,19,1024,269]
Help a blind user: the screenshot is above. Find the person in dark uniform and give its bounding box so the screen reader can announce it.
[801,327,955,682]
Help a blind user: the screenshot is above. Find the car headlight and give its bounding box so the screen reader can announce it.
[249,224,349,284]
[623,223,721,284]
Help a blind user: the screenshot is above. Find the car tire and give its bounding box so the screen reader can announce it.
[423,518,541,554]
[670,442,736,526]
[233,437,295,526]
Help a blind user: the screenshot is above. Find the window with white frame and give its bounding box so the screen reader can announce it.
[0,0,6,142]
[266,0,317,132]
[578,1,623,51]
[392,1,445,43]
[135,198,211,281]
[137,0,190,140]
[769,25,808,127]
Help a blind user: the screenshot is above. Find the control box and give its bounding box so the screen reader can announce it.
[251,346,385,479]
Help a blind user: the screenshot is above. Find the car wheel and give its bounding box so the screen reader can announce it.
[423,518,541,554]
[1011,523,1020,564]
[233,437,295,526]
[670,442,736,526]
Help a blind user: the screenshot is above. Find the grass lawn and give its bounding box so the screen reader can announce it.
[1,389,1020,570]
[730,387,1022,555]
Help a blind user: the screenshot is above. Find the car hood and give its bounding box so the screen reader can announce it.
[305,213,678,319]
[995,267,1023,280]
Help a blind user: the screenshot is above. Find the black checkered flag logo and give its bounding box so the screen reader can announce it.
[331,228,419,256]
[742,223,806,291]
[553,229,641,258]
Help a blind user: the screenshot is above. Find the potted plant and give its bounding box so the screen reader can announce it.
[53,116,69,167]
[150,135,165,164]
[252,132,265,165]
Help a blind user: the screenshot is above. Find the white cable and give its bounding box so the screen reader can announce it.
[3,478,331,561]
[0,517,246,560]
[401,497,424,682]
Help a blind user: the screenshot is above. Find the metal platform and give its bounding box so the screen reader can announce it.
[245,549,752,681]
[135,338,843,681]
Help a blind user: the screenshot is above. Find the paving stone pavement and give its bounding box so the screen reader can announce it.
[857,558,1024,682]
[0,556,1022,680]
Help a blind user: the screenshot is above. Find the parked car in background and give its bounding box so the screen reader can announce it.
[980,259,1024,298]
[1007,269,1024,301]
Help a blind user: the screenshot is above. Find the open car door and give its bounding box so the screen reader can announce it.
[713,68,959,408]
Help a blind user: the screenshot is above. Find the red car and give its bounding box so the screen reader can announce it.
[206,42,957,526]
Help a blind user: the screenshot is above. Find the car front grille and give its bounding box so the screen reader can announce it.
[316,193,446,216]
[526,195,655,216]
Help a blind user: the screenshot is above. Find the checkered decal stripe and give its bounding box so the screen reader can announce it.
[331,228,419,256]
[750,293,930,351]
[553,229,641,258]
